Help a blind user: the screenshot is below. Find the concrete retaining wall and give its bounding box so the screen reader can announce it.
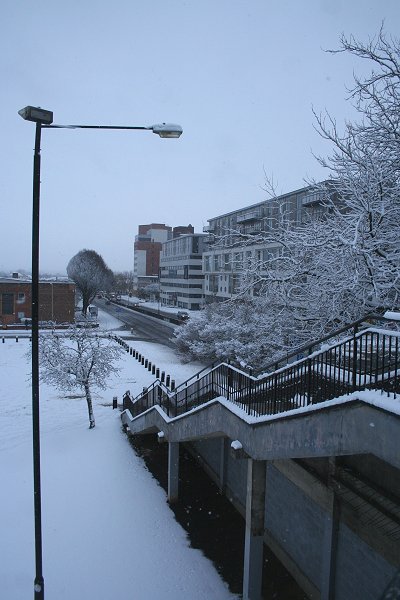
[188,438,398,600]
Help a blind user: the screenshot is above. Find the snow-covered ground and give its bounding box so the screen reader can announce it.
[0,311,236,600]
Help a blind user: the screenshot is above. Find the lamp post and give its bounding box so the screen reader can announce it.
[18,106,182,600]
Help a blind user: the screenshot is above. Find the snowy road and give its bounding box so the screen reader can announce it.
[95,298,177,347]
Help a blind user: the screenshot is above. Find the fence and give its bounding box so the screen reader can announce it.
[123,316,400,420]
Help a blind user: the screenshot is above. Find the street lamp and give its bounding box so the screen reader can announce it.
[18,105,183,600]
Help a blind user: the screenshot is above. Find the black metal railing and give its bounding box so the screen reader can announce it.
[123,316,400,420]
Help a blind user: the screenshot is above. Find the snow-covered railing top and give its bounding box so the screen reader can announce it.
[261,312,400,374]
[123,316,400,420]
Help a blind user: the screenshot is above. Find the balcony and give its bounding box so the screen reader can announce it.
[302,191,324,206]
[203,235,215,244]
[236,210,262,223]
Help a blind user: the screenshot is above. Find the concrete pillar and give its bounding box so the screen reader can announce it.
[219,437,228,494]
[243,459,266,600]
[321,459,340,600]
[168,441,179,504]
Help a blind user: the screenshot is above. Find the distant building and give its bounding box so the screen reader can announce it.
[0,273,75,326]
[133,223,194,285]
[160,233,206,310]
[134,224,172,282]
[202,184,329,302]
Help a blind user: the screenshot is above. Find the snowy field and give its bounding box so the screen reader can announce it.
[0,311,236,600]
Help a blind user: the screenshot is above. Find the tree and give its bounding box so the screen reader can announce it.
[113,271,134,295]
[252,29,400,346]
[38,327,123,428]
[67,249,114,316]
[141,283,160,301]
[310,28,400,317]
[174,300,277,371]
[176,28,400,368]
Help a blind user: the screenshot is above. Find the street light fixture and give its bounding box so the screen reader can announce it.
[150,123,183,138]
[18,105,183,600]
[18,106,53,125]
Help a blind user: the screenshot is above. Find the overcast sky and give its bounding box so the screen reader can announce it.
[2,0,399,274]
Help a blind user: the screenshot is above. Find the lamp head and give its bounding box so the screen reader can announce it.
[150,123,183,138]
[18,106,53,125]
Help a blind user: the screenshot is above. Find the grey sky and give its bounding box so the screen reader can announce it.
[2,0,399,274]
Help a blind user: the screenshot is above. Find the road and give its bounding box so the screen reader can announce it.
[94,299,178,347]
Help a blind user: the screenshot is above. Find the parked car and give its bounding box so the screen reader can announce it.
[88,305,98,317]
[177,311,189,321]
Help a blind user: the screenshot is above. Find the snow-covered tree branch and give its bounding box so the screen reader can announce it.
[176,28,400,370]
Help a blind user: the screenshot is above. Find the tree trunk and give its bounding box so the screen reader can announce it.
[81,297,89,316]
[84,382,95,428]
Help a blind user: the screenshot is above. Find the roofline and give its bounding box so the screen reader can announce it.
[207,181,329,222]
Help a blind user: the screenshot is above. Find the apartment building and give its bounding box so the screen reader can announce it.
[202,184,327,302]
[159,233,206,310]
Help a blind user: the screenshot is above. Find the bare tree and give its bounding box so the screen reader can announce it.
[39,327,123,428]
[176,29,400,368]
[113,270,134,295]
[67,249,114,316]
[312,29,400,312]
[243,29,400,333]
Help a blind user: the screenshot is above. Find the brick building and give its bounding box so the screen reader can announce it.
[0,275,76,326]
[133,223,195,285]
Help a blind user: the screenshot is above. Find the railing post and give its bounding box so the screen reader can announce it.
[247,377,252,415]
[227,366,231,401]
[122,391,130,411]
[157,385,162,407]
[352,323,359,391]
[307,347,313,405]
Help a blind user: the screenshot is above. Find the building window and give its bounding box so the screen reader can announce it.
[224,254,231,271]
[17,292,25,303]
[2,293,14,315]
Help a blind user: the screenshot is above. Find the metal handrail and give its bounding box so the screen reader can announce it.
[261,312,389,373]
[123,316,400,421]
